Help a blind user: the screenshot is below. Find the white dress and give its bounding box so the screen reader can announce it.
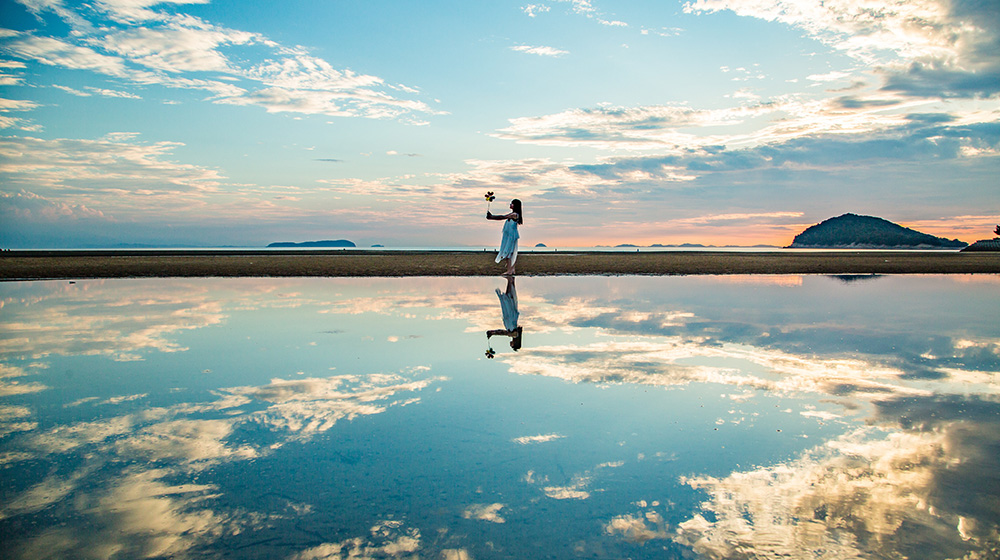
[496,216,519,265]
[496,287,519,331]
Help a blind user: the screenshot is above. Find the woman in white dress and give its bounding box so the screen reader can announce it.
[486,199,522,276]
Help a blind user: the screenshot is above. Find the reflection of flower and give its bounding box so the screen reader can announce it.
[485,348,496,359]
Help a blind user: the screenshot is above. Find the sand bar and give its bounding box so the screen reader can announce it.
[2,250,999,280]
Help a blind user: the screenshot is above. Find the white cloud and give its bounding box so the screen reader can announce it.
[3,4,442,121]
[94,0,211,23]
[0,135,224,201]
[97,25,255,73]
[522,4,551,17]
[685,0,1000,97]
[3,34,131,76]
[806,70,853,82]
[510,45,569,57]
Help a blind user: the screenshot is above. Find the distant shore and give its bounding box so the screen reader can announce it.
[2,250,999,280]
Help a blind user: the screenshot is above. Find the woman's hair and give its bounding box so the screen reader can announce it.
[510,326,523,351]
[511,199,523,224]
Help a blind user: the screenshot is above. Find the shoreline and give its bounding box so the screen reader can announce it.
[2,250,999,280]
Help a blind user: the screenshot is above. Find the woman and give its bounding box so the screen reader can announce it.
[486,199,522,276]
[487,276,523,351]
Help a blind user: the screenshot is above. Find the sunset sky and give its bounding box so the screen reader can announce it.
[1,0,997,248]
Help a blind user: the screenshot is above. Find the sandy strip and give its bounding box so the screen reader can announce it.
[2,250,999,280]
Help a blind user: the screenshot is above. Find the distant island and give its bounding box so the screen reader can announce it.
[267,240,356,248]
[788,214,967,249]
[535,243,547,247]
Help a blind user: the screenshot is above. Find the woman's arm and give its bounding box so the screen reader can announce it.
[487,211,517,221]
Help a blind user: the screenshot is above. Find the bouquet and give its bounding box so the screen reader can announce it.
[485,191,495,213]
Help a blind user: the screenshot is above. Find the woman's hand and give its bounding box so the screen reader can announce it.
[486,211,493,218]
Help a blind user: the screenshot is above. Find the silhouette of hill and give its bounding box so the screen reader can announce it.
[267,240,356,248]
[788,214,966,249]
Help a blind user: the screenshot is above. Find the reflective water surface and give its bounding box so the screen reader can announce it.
[1,275,998,559]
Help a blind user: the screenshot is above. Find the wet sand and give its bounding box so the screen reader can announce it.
[2,250,998,280]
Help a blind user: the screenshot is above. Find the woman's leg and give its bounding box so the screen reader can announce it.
[505,258,515,276]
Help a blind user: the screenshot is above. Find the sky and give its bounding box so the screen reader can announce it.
[0,0,998,248]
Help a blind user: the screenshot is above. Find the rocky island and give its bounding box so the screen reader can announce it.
[788,214,967,249]
[961,225,1000,252]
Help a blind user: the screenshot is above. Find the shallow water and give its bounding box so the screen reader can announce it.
[1,275,997,559]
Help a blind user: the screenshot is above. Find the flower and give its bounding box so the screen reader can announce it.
[485,348,496,359]
[485,191,495,202]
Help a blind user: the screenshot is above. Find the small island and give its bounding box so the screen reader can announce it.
[267,240,356,248]
[788,214,966,249]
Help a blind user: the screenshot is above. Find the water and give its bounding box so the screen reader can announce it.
[1,275,997,559]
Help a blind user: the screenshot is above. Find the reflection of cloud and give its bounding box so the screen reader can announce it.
[290,520,421,560]
[13,468,228,560]
[463,503,506,523]
[503,339,929,404]
[0,363,47,396]
[0,404,35,437]
[0,280,227,361]
[227,373,440,440]
[0,466,92,521]
[512,433,564,444]
[673,394,1000,559]
[543,479,591,500]
[606,511,669,544]
[5,366,442,558]
[526,460,627,501]
[114,418,258,464]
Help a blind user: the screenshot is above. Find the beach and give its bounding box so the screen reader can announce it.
[2,250,999,280]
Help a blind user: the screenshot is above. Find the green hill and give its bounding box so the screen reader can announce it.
[788,214,966,249]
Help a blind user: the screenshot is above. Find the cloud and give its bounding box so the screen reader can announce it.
[2,4,442,121]
[674,211,804,225]
[510,45,569,57]
[0,96,40,130]
[2,34,131,76]
[492,94,988,155]
[97,24,257,73]
[93,0,213,24]
[0,135,223,194]
[522,4,551,17]
[684,0,1000,98]
[565,113,1000,183]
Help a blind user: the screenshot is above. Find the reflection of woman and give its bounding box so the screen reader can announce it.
[487,276,522,351]
[486,199,522,276]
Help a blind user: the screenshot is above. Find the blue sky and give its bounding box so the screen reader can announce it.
[1,0,997,248]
